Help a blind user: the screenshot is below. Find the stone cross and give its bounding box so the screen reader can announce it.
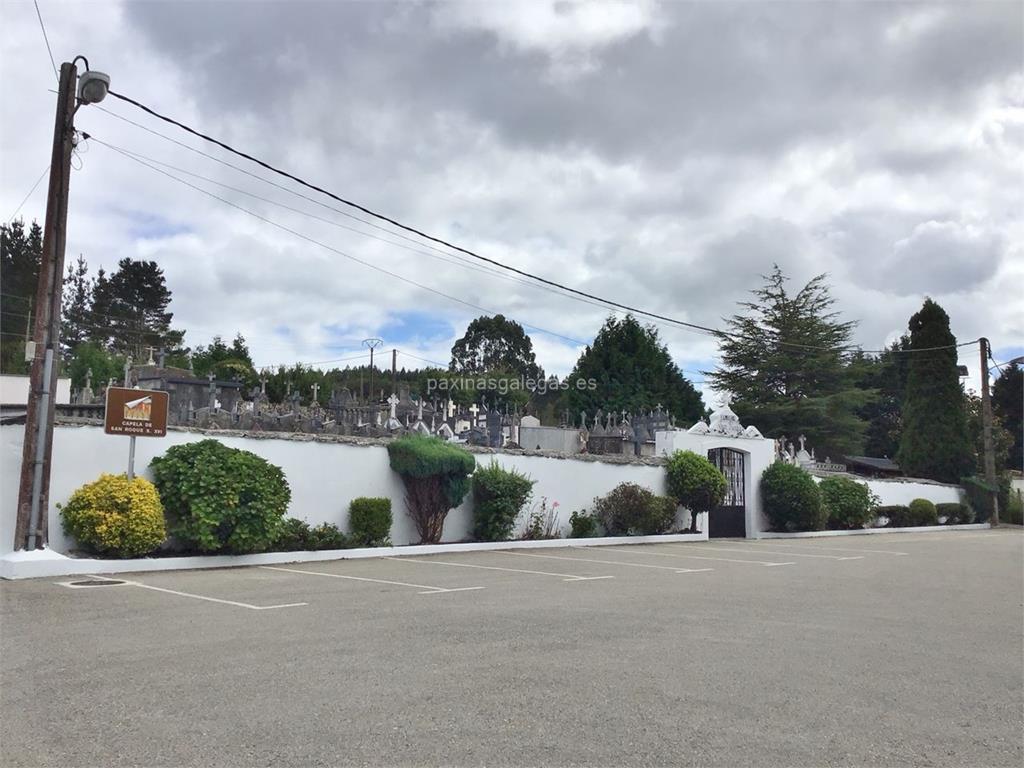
[85,368,92,391]
[311,382,320,403]
[207,372,217,410]
[286,380,292,397]
[719,392,733,409]
[387,393,400,419]
[417,399,424,421]
[468,403,480,423]
[798,434,806,452]
[145,346,156,366]
[259,372,267,395]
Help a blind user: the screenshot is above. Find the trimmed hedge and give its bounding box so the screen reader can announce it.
[349,497,392,547]
[665,450,726,532]
[876,505,909,527]
[568,510,599,538]
[760,463,825,532]
[150,439,290,554]
[58,473,166,558]
[820,476,878,530]
[387,435,475,544]
[936,502,975,525]
[593,483,676,536]
[472,462,535,542]
[275,519,349,551]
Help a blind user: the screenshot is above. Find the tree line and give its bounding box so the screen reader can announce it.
[2,218,1020,483]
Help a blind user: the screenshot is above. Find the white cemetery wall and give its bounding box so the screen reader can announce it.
[0,424,693,555]
[0,375,71,405]
[821,476,964,508]
[519,425,583,454]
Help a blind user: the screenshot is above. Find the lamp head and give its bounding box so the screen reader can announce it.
[77,71,110,104]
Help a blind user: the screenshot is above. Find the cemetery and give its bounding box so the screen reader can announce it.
[0,379,982,579]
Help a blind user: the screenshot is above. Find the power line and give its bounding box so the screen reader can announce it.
[6,165,50,223]
[107,90,878,352]
[85,136,610,313]
[32,0,58,81]
[95,140,588,350]
[97,91,980,358]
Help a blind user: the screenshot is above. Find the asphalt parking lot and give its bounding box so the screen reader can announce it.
[2,530,1022,767]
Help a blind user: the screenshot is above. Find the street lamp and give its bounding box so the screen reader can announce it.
[15,58,108,551]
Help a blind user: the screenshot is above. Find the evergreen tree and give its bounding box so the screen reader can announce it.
[91,258,184,359]
[0,219,43,373]
[566,314,704,425]
[191,334,256,384]
[854,337,910,458]
[709,266,866,459]
[896,299,973,482]
[61,255,94,358]
[992,362,1023,470]
[449,314,542,380]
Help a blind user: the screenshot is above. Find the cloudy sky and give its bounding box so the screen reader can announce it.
[2,1,1021,404]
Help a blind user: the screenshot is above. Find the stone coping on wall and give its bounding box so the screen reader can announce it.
[807,468,964,488]
[757,523,990,539]
[49,418,669,467]
[0,531,709,580]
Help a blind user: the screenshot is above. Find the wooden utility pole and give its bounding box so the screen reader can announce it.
[979,337,999,526]
[14,61,78,550]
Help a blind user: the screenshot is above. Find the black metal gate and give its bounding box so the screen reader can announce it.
[707,448,746,538]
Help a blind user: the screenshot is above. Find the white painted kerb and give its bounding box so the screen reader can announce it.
[0,531,708,580]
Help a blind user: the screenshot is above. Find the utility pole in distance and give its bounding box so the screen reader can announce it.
[14,59,110,551]
[979,337,999,526]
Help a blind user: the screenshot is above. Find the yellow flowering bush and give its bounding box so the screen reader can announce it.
[59,473,166,558]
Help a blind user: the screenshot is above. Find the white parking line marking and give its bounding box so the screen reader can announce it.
[260,565,485,595]
[600,547,795,567]
[126,581,307,610]
[395,557,614,582]
[739,542,908,556]
[504,551,713,574]
[690,545,863,561]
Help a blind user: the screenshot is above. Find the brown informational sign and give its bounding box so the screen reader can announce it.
[104,387,169,438]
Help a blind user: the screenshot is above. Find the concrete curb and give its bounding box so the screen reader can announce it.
[757,523,991,539]
[0,530,709,580]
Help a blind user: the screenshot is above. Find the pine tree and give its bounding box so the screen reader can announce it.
[92,258,184,359]
[61,254,94,358]
[855,337,910,459]
[0,219,43,373]
[566,314,704,425]
[896,299,973,482]
[709,266,866,459]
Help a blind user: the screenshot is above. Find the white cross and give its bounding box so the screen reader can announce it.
[311,383,320,402]
[387,393,400,419]
[469,403,480,420]
[798,434,806,452]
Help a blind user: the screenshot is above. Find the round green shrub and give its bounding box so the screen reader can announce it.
[472,462,535,542]
[349,497,392,547]
[760,463,825,532]
[568,510,599,538]
[150,439,290,554]
[58,473,166,558]
[387,435,475,544]
[665,450,726,530]
[593,483,677,536]
[308,522,348,550]
[907,498,938,526]
[819,476,879,530]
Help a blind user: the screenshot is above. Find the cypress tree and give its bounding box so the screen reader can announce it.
[896,299,972,482]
